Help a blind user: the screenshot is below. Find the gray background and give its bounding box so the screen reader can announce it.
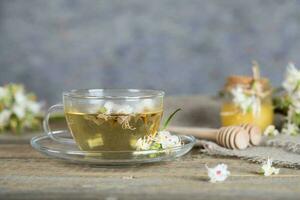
[0,0,299,104]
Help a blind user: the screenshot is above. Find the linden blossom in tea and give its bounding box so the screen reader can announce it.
[65,101,163,151]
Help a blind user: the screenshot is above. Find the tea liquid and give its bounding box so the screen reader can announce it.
[65,111,162,151]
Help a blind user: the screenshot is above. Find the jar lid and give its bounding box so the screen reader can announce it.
[224,75,271,92]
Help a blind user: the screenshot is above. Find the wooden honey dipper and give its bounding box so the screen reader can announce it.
[167,124,262,150]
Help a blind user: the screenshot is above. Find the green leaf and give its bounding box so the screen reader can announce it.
[162,108,181,130]
[149,142,162,150]
[273,95,291,115]
[98,106,107,114]
[292,113,300,127]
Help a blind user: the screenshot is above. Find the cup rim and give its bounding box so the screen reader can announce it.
[63,89,165,100]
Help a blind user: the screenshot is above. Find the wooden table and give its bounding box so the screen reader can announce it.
[1,96,300,200]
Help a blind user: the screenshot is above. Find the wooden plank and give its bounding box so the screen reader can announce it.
[0,144,300,200]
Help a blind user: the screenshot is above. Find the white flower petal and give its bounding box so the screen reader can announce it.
[117,105,133,114]
[135,99,155,112]
[14,90,27,105]
[231,86,260,115]
[26,101,41,114]
[136,138,151,150]
[0,110,11,126]
[153,131,181,149]
[0,87,8,99]
[273,168,280,175]
[264,125,279,136]
[103,101,114,114]
[282,123,299,135]
[283,63,300,95]
[12,104,26,119]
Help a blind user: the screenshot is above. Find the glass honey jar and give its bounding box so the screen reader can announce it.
[220,66,274,131]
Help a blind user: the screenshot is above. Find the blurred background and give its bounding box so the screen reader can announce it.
[1,0,300,104]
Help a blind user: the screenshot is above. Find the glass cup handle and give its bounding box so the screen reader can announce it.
[43,104,75,144]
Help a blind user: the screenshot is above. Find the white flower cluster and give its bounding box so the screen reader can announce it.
[260,157,280,176]
[206,164,230,183]
[136,131,181,151]
[263,125,279,137]
[282,122,299,136]
[231,86,261,115]
[102,99,155,115]
[0,84,42,132]
[281,63,300,135]
[282,63,300,95]
[103,101,133,115]
[154,131,181,149]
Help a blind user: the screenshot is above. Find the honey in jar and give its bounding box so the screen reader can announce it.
[220,65,274,131]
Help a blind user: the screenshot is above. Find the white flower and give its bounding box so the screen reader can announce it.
[103,102,133,115]
[26,100,41,114]
[206,164,230,183]
[0,109,11,127]
[0,87,8,99]
[250,96,261,115]
[231,86,247,105]
[136,99,155,112]
[155,131,181,149]
[136,131,182,151]
[12,104,26,119]
[282,63,300,94]
[103,101,114,114]
[117,105,133,114]
[282,122,299,136]
[288,88,300,114]
[142,99,154,109]
[263,125,279,136]
[260,157,280,176]
[14,90,27,106]
[231,86,261,115]
[11,89,41,118]
[136,138,151,150]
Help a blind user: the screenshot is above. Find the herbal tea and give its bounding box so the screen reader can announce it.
[65,111,162,151]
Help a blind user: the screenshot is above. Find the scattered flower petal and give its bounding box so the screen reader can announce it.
[260,157,280,176]
[206,164,230,183]
[122,176,134,180]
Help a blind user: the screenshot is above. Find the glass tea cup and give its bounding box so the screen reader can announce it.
[43,89,164,151]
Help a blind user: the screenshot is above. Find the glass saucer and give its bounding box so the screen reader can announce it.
[30,130,196,166]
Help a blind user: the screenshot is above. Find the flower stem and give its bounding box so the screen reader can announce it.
[161,108,181,130]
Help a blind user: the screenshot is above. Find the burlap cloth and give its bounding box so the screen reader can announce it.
[198,135,300,169]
